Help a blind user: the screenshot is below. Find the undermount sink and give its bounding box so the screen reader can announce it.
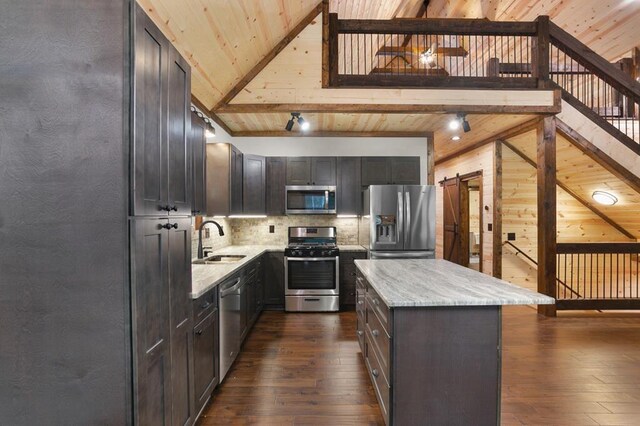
[192,255,246,265]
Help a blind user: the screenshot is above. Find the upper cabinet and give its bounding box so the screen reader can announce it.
[266,157,286,215]
[362,157,420,186]
[243,154,266,214]
[286,157,336,186]
[131,7,191,216]
[190,112,206,215]
[205,143,243,216]
[337,157,362,215]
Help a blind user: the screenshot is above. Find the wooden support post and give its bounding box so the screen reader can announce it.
[328,13,339,86]
[321,0,329,88]
[427,134,435,185]
[492,141,503,279]
[537,116,557,317]
[532,16,550,89]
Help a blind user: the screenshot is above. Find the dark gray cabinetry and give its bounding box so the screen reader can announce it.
[264,252,285,310]
[286,157,336,185]
[339,251,367,307]
[356,270,501,425]
[190,112,206,215]
[132,6,191,216]
[286,157,312,185]
[390,157,420,184]
[192,289,218,420]
[337,157,362,215]
[266,157,287,215]
[243,154,266,214]
[206,143,243,216]
[362,157,420,186]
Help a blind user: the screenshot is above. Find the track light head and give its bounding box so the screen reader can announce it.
[285,117,295,131]
[456,113,471,133]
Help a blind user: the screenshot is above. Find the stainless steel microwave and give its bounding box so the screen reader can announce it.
[285,186,336,215]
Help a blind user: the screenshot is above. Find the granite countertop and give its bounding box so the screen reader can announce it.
[191,244,368,299]
[354,259,555,308]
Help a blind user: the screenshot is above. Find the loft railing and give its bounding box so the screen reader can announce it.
[556,243,640,310]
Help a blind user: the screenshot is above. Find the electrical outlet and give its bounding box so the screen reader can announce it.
[269,225,275,233]
[205,228,210,238]
[487,223,493,232]
[507,232,516,241]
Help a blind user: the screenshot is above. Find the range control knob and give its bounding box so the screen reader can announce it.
[309,250,315,257]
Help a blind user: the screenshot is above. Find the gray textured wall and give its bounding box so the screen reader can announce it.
[0,1,131,424]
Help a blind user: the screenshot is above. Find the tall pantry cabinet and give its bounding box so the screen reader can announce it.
[130,4,194,425]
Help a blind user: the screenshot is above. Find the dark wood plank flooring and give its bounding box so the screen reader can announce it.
[198,306,640,425]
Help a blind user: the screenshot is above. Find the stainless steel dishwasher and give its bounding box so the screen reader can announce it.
[218,274,244,382]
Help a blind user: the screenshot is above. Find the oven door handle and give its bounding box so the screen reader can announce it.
[286,257,338,262]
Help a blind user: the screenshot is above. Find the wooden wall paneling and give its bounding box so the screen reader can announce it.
[536,116,557,316]
[493,141,503,279]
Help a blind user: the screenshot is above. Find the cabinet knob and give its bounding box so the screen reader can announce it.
[372,329,380,337]
[196,330,203,336]
[160,205,171,212]
[170,205,178,211]
[357,330,363,337]
[357,300,363,305]
[161,223,172,230]
[372,369,379,378]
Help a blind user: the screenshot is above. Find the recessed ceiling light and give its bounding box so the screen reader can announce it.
[592,191,618,206]
[451,135,461,141]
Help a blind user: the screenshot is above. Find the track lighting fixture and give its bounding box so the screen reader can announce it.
[285,112,310,132]
[190,105,216,138]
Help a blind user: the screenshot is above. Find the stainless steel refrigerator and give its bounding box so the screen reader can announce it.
[361,185,436,259]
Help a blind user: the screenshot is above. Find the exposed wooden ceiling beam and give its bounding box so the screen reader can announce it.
[213,2,323,111]
[555,118,640,195]
[217,103,559,114]
[500,139,637,240]
[435,117,541,165]
[232,130,433,138]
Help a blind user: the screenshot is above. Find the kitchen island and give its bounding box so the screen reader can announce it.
[354,258,554,425]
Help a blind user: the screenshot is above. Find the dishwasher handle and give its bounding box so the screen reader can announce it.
[220,277,242,298]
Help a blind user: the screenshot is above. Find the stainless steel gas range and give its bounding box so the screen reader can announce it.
[284,226,339,312]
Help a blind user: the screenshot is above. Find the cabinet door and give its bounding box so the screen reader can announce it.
[132,7,169,216]
[286,157,311,185]
[230,146,243,214]
[337,157,362,215]
[264,252,285,309]
[167,47,192,216]
[266,157,286,215]
[243,154,266,214]
[190,112,206,215]
[168,218,193,426]
[131,218,171,425]
[311,157,337,185]
[193,311,217,416]
[361,157,392,186]
[246,274,257,327]
[391,157,421,184]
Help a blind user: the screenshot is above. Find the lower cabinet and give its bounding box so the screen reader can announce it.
[192,306,218,418]
[264,251,285,310]
[339,251,367,308]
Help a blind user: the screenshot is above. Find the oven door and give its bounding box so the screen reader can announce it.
[285,257,339,296]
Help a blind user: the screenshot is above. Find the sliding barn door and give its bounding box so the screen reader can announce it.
[442,176,469,266]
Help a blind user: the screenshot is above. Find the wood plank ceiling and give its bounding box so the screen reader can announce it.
[136,0,639,155]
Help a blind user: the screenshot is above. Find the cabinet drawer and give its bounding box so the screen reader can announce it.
[366,302,391,383]
[356,315,365,353]
[356,287,366,317]
[356,274,366,291]
[193,289,216,323]
[365,331,390,425]
[366,286,391,337]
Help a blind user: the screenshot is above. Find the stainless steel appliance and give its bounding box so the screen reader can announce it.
[284,226,339,312]
[362,185,436,259]
[285,185,337,215]
[218,274,244,381]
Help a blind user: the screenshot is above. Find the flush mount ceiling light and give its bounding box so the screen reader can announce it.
[451,135,461,141]
[592,191,618,206]
[285,112,310,132]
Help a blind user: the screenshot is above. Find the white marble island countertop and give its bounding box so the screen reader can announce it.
[354,259,555,308]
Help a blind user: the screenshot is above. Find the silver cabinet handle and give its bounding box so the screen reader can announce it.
[357,300,363,305]
[397,191,403,245]
[372,368,379,378]
[405,191,411,246]
[357,330,363,337]
[373,298,379,306]
[372,329,380,337]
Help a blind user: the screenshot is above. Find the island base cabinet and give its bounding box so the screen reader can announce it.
[358,272,501,425]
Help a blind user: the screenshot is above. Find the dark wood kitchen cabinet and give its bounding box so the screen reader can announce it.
[206,143,243,216]
[190,112,206,215]
[192,290,218,420]
[362,157,420,186]
[266,157,286,215]
[131,217,193,426]
[132,6,191,217]
[286,157,336,186]
[243,154,266,214]
[340,251,367,308]
[264,252,285,310]
[337,157,362,215]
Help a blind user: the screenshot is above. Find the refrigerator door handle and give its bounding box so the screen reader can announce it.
[405,191,411,247]
[397,191,403,246]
